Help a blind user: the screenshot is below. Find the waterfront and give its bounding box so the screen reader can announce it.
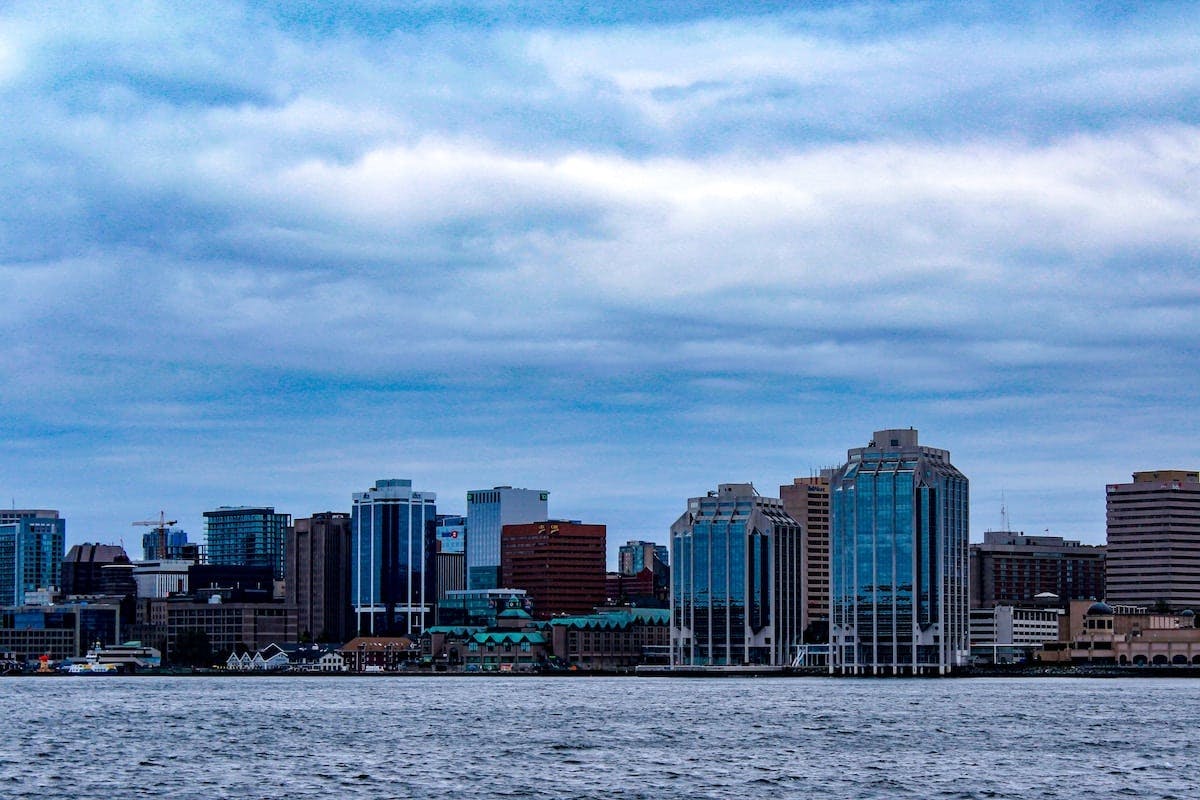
[1,677,1196,799]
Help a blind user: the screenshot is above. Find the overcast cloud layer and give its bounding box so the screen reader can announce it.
[2,2,1198,561]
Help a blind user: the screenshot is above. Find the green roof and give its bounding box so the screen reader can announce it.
[550,608,670,630]
[472,631,547,645]
[425,626,485,636]
[497,608,533,619]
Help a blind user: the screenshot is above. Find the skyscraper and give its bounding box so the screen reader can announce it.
[780,472,832,636]
[1106,470,1200,610]
[502,520,606,618]
[203,506,291,580]
[287,512,353,643]
[0,510,66,605]
[465,487,548,590]
[351,479,437,635]
[617,540,670,606]
[669,483,802,668]
[829,429,969,675]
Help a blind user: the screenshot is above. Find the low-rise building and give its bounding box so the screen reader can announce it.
[1038,599,1200,666]
[340,636,417,672]
[0,601,122,662]
[969,605,1062,664]
[550,608,670,670]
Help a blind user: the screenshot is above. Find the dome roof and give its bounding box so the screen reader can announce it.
[1086,601,1114,616]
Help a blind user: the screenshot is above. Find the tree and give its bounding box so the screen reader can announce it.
[173,628,213,667]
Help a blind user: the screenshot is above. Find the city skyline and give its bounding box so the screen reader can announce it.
[3,3,1200,564]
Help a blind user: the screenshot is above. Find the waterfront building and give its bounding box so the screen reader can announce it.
[780,472,832,635]
[829,428,970,675]
[339,636,417,672]
[1039,599,1200,666]
[1105,470,1200,610]
[61,543,136,598]
[351,479,437,636]
[159,599,297,663]
[203,506,291,581]
[669,483,803,668]
[466,487,548,590]
[0,510,66,606]
[969,605,1062,664]
[287,512,353,643]
[550,607,670,670]
[501,520,606,618]
[0,601,121,661]
[970,530,1105,608]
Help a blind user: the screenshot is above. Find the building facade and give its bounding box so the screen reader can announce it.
[617,540,669,604]
[465,487,548,590]
[970,530,1105,608]
[1106,470,1200,610]
[829,429,970,675]
[501,520,606,618]
[287,512,353,643]
[203,506,291,581]
[142,527,190,561]
[0,601,121,661]
[0,510,66,606]
[427,515,466,601]
[61,543,136,598]
[351,479,436,636]
[669,483,803,668]
[780,472,832,635]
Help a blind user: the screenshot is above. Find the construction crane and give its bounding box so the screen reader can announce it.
[133,511,178,559]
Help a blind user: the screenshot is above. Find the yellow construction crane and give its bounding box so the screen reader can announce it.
[133,511,178,559]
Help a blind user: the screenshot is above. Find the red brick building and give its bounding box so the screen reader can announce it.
[501,520,606,618]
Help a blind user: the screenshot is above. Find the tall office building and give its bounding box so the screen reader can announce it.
[502,520,606,618]
[0,510,66,605]
[351,479,437,635]
[669,483,802,668]
[61,543,136,597]
[970,530,1105,608]
[428,515,466,600]
[829,429,969,675]
[1106,470,1200,610]
[780,472,832,633]
[617,540,669,604]
[142,528,189,561]
[287,512,353,644]
[204,506,291,580]
[466,487,548,590]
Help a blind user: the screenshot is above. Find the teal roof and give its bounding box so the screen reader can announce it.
[550,608,670,630]
[472,631,547,645]
[497,608,533,619]
[425,626,485,636]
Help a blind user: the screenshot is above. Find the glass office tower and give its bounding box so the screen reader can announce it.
[465,487,548,590]
[204,506,291,580]
[351,479,437,635]
[829,429,969,675]
[0,510,66,605]
[669,484,802,668]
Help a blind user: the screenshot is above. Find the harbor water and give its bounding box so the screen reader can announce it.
[0,676,1195,799]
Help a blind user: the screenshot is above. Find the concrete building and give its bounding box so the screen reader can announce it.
[1106,470,1200,610]
[204,506,291,581]
[159,599,297,664]
[466,487,548,590]
[0,510,66,606]
[0,601,122,661]
[287,512,353,643]
[351,479,436,636]
[132,559,195,599]
[669,483,803,668]
[1039,599,1200,666]
[427,515,466,601]
[970,531,1105,608]
[829,429,970,675]
[969,605,1062,664]
[780,472,832,635]
[501,520,606,618]
[550,608,670,670]
[617,540,669,605]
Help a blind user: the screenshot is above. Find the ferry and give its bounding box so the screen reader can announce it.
[66,642,162,674]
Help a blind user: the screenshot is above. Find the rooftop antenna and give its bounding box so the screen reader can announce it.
[1000,491,1011,533]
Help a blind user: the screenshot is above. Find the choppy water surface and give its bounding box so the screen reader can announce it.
[0,676,1195,799]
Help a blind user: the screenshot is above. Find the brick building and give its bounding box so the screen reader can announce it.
[501,520,605,618]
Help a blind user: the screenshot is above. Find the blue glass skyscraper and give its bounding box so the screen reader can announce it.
[0,510,65,605]
[465,487,548,590]
[829,429,969,675]
[351,479,437,635]
[669,484,802,668]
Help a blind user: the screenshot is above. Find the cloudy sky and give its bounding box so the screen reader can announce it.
[2,1,1198,563]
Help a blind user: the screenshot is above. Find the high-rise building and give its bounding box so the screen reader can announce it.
[970,530,1105,608]
[466,487,548,590]
[351,479,437,636]
[501,520,606,618]
[427,514,466,601]
[0,510,66,605]
[142,528,189,561]
[780,472,832,635]
[203,506,291,581]
[829,428,969,675]
[61,543,136,598]
[287,512,353,644]
[617,540,669,604]
[1106,470,1200,610]
[669,483,803,668]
